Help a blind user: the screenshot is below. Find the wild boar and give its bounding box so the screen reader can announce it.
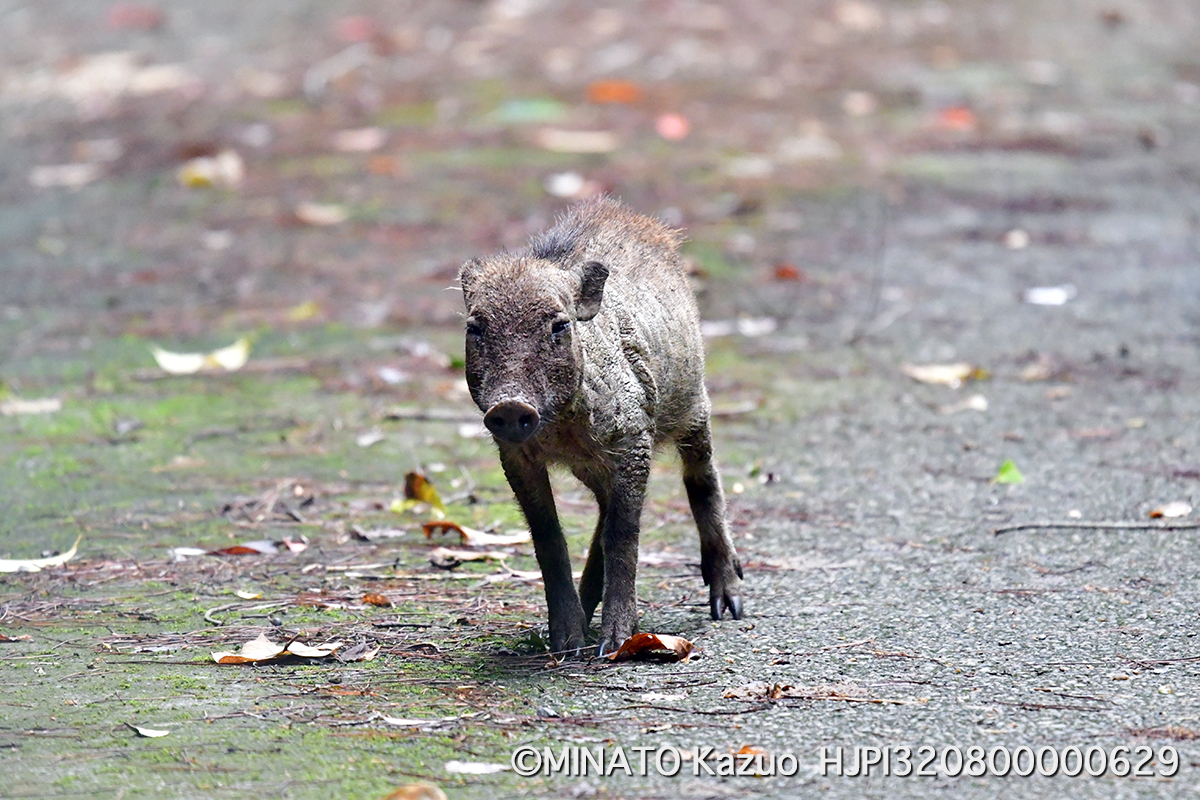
[459,197,743,655]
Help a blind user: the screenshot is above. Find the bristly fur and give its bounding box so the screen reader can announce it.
[458,198,743,656]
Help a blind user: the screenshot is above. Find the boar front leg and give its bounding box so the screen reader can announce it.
[595,435,653,657]
[498,446,588,654]
[678,422,744,620]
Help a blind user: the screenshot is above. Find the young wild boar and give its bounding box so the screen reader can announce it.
[459,198,743,656]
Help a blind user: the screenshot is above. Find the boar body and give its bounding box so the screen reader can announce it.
[459,198,743,655]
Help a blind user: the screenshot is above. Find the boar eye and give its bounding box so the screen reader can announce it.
[465,321,483,340]
[550,319,571,338]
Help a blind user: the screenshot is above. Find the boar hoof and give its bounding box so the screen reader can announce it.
[710,588,744,621]
[484,400,540,444]
[595,619,638,659]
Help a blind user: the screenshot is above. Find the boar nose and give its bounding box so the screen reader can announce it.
[483,400,541,444]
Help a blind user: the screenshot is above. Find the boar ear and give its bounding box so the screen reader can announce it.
[575,260,609,321]
[459,258,483,306]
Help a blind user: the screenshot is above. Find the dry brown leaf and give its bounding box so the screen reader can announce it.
[362,592,393,607]
[1150,501,1193,519]
[0,633,32,642]
[422,520,530,546]
[737,744,769,756]
[901,362,979,389]
[338,642,381,662]
[379,784,448,800]
[209,540,278,556]
[586,79,644,104]
[606,632,695,663]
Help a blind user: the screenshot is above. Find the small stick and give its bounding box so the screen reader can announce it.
[993,521,1200,535]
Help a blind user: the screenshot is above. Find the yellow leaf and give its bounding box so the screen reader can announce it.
[150,337,250,374]
[288,300,321,321]
[404,472,446,513]
[0,535,81,573]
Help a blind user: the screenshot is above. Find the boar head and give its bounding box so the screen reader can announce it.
[459,257,609,444]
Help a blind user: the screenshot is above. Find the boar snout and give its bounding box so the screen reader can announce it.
[483,399,541,443]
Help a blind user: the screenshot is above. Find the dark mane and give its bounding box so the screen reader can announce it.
[526,219,584,261]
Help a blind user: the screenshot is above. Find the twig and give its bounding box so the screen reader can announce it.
[619,703,772,716]
[994,521,1200,535]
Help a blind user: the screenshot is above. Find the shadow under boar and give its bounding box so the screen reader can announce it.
[459,198,744,656]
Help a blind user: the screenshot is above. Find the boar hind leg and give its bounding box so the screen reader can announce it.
[595,436,653,657]
[499,446,587,654]
[678,423,744,620]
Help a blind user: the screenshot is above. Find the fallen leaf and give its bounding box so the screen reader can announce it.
[212,633,286,664]
[534,128,619,153]
[295,201,350,226]
[150,337,250,375]
[177,150,244,188]
[443,760,508,775]
[404,472,446,513]
[1024,285,1076,306]
[379,783,448,800]
[586,79,643,104]
[332,127,387,152]
[29,163,102,189]
[286,640,344,658]
[362,592,393,607]
[234,590,262,600]
[544,171,587,198]
[772,263,806,282]
[699,318,778,338]
[901,362,979,389]
[992,459,1025,485]
[0,633,32,642]
[429,547,510,570]
[127,723,170,738]
[606,632,695,663]
[422,520,530,546]
[737,744,769,756]
[288,299,322,321]
[1150,501,1193,519]
[335,15,378,43]
[490,98,566,125]
[338,642,381,662]
[655,112,690,141]
[0,535,82,574]
[938,394,988,414]
[356,429,386,448]
[0,397,63,416]
[1004,229,1030,249]
[936,106,977,132]
[212,633,341,664]
[209,541,278,556]
[107,4,164,31]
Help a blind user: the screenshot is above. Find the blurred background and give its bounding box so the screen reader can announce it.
[2,0,1197,346]
[2,0,1199,544]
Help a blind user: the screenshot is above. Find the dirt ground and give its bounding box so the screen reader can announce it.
[3,1,1200,798]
